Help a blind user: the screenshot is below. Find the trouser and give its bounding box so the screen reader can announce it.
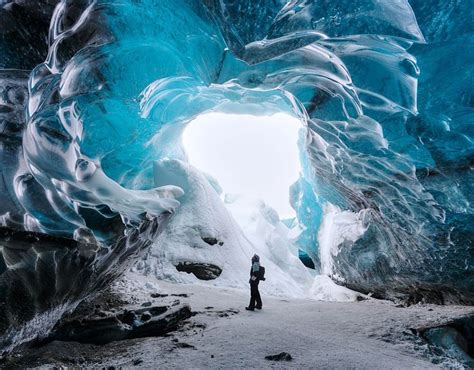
[249,281,262,309]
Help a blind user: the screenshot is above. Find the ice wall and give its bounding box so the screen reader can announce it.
[0,0,473,350]
[212,0,473,303]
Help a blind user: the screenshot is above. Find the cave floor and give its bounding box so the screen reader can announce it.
[10,273,474,369]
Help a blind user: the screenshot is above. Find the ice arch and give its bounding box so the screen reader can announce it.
[182,112,304,219]
[0,0,473,354]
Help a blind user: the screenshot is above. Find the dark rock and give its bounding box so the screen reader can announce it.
[265,352,293,361]
[175,342,195,349]
[122,311,139,326]
[133,359,143,365]
[170,294,189,297]
[140,312,152,322]
[150,293,169,298]
[205,306,214,309]
[141,302,152,307]
[145,306,168,316]
[201,237,219,246]
[49,304,192,345]
[175,262,222,280]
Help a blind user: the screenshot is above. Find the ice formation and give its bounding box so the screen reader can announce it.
[0,0,473,353]
[134,159,318,298]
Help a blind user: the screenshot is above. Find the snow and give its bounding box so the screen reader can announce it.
[22,271,473,369]
[121,272,474,369]
[135,159,316,298]
[134,159,362,302]
[309,275,360,302]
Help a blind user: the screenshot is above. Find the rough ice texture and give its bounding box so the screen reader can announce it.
[0,0,473,351]
[0,214,169,355]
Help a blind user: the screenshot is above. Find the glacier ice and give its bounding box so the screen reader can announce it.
[0,0,473,353]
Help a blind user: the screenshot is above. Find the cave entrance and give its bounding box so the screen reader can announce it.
[182,112,304,219]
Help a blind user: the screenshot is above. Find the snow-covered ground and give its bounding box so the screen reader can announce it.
[15,272,473,369]
[134,159,361,302]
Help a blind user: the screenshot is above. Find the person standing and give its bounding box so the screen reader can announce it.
[246,254,265,311]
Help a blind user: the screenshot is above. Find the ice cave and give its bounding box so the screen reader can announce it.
[0,0,473,367]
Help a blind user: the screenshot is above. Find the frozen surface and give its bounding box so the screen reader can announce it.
[8,272,474,369]
[0,0,473,354]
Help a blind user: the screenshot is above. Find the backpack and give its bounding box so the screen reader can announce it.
[258,266,265,281]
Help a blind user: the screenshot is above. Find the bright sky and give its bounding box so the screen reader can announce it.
[182,112,303,219]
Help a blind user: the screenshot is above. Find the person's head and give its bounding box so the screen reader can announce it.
[252,254,260,263]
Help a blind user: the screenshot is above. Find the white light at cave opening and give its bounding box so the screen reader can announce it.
[182,112,304,219]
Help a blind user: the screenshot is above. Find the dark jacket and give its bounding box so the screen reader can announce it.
[249,264,264,283]
[250,267,259,281]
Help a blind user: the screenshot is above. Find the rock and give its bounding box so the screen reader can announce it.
[141,302,152,307]
[175,262,222,280]
[140,312,152,322]
[151,293,169,298]
[265,352,293,361]
[175,342,195,349]
[122,310,139,326]
[201,237,219,245]
[49,304,192,345]
[201,237,224,246]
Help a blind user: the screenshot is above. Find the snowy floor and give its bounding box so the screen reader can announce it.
[14,272,474,369]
